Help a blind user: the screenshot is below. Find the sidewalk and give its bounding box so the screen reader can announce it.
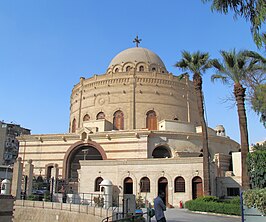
[150,208,241,222]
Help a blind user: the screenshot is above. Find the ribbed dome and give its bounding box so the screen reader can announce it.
[107,47,167,74]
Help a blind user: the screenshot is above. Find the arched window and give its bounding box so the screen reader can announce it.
[113,110,124,130]
[152,67,156,72]
[146,110,157,130]
[174,176,185,192]
[124,177,133,194]
[96,112,105,120]
[126,66,131,72]
[95,177,103,192]
[72,118,76,133]
[114,68,119,73]
[83,114,90,121]
[140,177,150,192]
[139,66,144,71]
[152,146,171,158]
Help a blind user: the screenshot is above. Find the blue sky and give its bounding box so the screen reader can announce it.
[0,0,265,144]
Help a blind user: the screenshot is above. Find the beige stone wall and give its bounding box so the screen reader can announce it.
[70,72,200,131]
[79,158,203,206]
[13,200,111,222]
[17,129,239,179]
[0,195,14,222]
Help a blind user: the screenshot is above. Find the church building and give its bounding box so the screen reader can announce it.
[17,42,241,206]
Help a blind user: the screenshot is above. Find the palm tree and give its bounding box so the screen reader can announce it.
[211,49,265,190]
[175,51,212,196]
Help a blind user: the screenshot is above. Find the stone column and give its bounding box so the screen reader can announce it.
[24,159,34,196]
[11,157,23,199]
[50,164,59,195]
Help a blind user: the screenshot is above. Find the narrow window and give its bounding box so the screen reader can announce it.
[95,177,103,192]
[83,114,90,121]
[113,110,124,130]
[140,177,150,192]
[139,66,144,71]
[174,176,185,192]
[72,118,76,133]
[96,112,105,120]
[146,110,157,130]
[126,66,131,72]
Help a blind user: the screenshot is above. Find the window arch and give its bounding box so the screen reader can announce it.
[174,176,185,192]
[114,68,119,73]
[152,67,156,72]
[113,110,124,130]
[83,114,90,121]
[95,177,103,192]
[124,177,133,194]
[140,177,150,192]
[139,66,144,71]
[72,118,76,133]
[152,146,171,158]
[96,112,105,120]
[146,110,157,130]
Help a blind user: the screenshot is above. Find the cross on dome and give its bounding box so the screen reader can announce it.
[133,35,142,47]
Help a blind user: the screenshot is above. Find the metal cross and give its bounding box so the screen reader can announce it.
[133,35,142,47]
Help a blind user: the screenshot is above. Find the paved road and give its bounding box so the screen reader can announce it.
[149,208,241,222]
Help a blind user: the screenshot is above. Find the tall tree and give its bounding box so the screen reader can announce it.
[203,0,266,48]
[211,49,265,190]
[175,51,212,196]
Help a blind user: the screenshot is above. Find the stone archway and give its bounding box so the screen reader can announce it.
[62,141,107,180]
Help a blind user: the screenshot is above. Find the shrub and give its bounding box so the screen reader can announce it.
[243,188,266,215]
[185,196,241,216]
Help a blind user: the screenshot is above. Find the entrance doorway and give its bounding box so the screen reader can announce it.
[124,177,133,194]
[158,177,168,205]
[192,176,203,199]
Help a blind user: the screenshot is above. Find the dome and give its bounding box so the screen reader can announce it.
[100,179,113,186]
[107,47,168,74]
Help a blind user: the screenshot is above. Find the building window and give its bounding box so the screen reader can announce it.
[227,188,239,196]
[152,146,171,158]
[72,118,76,133]
[126,66,131,72]
[140,177,150,192]
[152,67,156,71]
[146,110,157,130]
[95,177,103,192]
[96,112,105,120]
[174,176,185,192]
[139,66,144,71]
[113,110,124,130]
[83,114,90,121]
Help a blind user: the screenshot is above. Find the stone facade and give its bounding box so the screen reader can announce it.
[17,47,241,207]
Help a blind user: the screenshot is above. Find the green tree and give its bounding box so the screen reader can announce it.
[202,0,266,48]
[242,51,266,127]
[175,51,212,195]
[247,142,266,188]
[211,49,264,190]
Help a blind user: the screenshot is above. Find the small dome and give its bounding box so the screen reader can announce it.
[215,125,225,131]
[100,179,113,186]
[107,47,167,74]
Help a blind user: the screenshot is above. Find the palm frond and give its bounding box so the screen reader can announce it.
[211,74,228,84]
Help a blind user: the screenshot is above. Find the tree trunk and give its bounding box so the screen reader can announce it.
[193,72,211,196]
[234,83,250,190]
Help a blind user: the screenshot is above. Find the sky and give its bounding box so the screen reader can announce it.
[0,0,265,145]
